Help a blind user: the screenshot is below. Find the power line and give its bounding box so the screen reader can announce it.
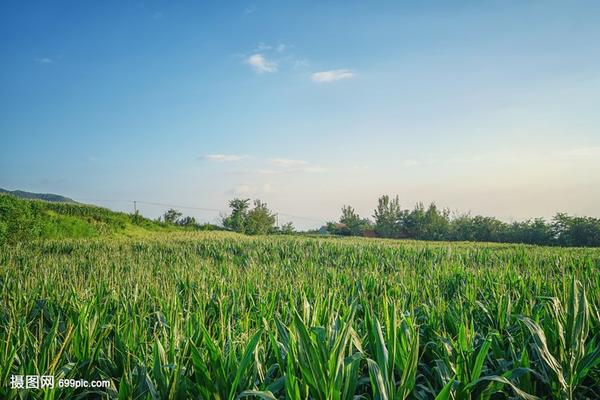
[278,212,325,223]
[73,197,328,225]
[135,200,224,213]
[75,198,132,203]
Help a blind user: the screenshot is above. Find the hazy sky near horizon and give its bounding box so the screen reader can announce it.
[1,1,599,229]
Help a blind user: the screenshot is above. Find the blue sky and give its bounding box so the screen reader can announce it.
[1,1,599,229]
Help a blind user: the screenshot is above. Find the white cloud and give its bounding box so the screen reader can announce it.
[311,69,355,82]
[262,183,275,193]
[228,184,257,195]
[202,154,248,162]
[256,42,272,51]
[34,57,53,64]
[259,158,326,174]
[254,166,327,175]
[255,42,286,53]
[298,166,327,173]
[446,146,600,166]
[269,158,309,167]
[227,183,275,196]
[210,155,327,175]
[246,53,278,73]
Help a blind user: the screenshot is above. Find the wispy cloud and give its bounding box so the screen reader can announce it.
[202,154,327,174]
[268,158,309,167]
[33,57,53,64]
[403,160,419,167]
[227,183,275,196]
[246,53,278,73]
[228,184,257,195]
[293,58,310,69]
[253,158,327,175]
[311,69,355,83]
[256,42,271,51]
[405,146,600,169]
[244,4,256,14]
[201,154,248,162]
[255,42,287,53]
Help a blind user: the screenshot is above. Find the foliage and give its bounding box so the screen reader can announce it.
[373,195,403,238]
[279,221,295,234]
[245,200,277,235]
[223,198,251,233]
[176,216,196,227]
[0,194,172,244]
[162,209,183,224]
[0,194,44,244]
[223,198,276,235]
[1,232,599,399]
[552,213,600,247]
[327,205,373,236]
[326,194,600,247]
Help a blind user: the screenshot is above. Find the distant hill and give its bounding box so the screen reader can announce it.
[0,188,76,203]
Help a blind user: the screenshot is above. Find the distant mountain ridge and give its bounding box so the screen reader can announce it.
[0,188,76,203]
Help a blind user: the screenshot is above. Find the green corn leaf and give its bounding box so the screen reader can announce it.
[229,328,263,400]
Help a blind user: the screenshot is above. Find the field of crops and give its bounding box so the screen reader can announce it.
[1,232,599,399]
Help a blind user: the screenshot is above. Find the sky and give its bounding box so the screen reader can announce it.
[1,1,599,230]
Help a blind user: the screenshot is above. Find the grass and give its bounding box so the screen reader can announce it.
[0,194,182,245]
[0,232,599,399]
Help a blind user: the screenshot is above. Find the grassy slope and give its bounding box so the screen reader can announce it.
[0,194,180,244]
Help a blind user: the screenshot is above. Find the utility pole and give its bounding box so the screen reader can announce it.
[276,213,279,228]
[133,200,137,214]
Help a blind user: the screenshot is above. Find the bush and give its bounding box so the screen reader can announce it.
[0,194,43,244]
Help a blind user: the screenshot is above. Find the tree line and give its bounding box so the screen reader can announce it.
[158,198,295,235]
[325,194,600,247]
[158,195,600,247]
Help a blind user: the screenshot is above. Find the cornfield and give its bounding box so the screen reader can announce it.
[1,232,599,399]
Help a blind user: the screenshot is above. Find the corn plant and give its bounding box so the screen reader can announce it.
[519,279,600,399]
[0,232,598,399]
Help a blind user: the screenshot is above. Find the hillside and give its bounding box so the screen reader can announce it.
[0,188,76,203]
[0,194,178,244]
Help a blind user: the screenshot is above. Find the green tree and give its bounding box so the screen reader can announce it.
[339,205,372,236]
[373,195,405,238]
[449,213,476,241]
[504,218,552,245]
[449,214,506,242]
[552,213,600,247]
[421,203,450,240]
[245,200,276,235]
[176,216,197,227]
[279,221,295,234]
[0,194,44,244]
[404,202,426,238]
[222,198,251,232]
[162,209,182,224]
